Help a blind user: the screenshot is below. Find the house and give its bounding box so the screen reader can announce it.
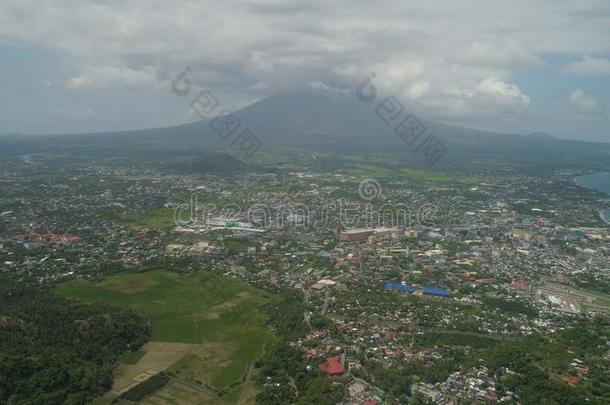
[319,356,344,376]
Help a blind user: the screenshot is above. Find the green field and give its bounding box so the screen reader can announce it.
[120,350,146,365]
[56,269,276,403]
[118,207,176,230]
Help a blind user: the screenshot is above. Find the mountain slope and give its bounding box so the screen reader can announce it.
[1,91,609,171]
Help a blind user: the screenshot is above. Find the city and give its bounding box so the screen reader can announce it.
[1,155,608,403]
[2,1,610,404]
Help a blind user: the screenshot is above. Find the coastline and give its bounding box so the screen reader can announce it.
[574,172,610,227]
[573,172,610,193]
[600,210,610,226]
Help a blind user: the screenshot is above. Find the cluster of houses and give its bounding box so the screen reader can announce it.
[2,164,609,403]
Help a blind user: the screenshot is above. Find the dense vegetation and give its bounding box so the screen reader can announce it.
[480,322,610,404]
[255,290,345,404]
[0,289,151,404]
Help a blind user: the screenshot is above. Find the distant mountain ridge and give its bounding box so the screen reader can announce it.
[1,91,609,171]
[527,132,556,140]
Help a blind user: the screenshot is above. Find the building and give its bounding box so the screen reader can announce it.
[385,282,415,294]
[319,356,345,376]
[412,383,445,403]
[423,286,450,298]
[311,279,337,290]
[339,229,374,242]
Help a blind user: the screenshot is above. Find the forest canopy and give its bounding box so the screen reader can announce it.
[0,290,151,404]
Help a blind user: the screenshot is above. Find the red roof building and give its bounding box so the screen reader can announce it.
[12,232,80,245]
[319,356,344,376]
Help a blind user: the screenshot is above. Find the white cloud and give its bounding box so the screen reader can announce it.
[1,0,609,122]
[66,65,161,89]
[308,81,332,91]
[563,56,610,76]
[476,77,530,106]
[457,39,544,68]
[248,81,270,91]
[405,81,431,99]
[569,89,604,117]
[408,77,530,119]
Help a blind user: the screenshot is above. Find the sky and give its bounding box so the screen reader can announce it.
[1,0,609,142]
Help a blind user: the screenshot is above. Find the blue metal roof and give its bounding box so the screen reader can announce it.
[423,286,450,297]
[385,282,415,294]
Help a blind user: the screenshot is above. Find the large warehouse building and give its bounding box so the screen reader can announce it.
[423,286,450,298]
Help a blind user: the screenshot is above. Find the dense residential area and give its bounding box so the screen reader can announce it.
[1,156,609,404]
